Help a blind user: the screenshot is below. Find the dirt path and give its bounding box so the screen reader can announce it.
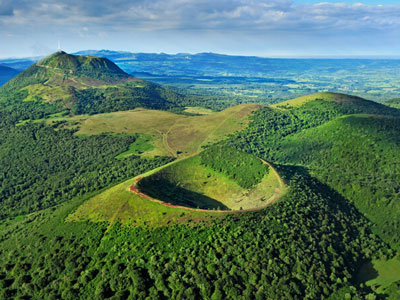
[259,158,286,189]
[129,157,287,214]
[196,110,238,153]
[154,127,178,158]
[102,200,130,236]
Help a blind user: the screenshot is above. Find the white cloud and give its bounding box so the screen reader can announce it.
[1,0,399,32]
[1,0,400,57]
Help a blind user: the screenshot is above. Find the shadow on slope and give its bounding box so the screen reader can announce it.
[137,177,230,210]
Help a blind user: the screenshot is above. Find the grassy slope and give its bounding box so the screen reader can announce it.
[137,155,280,210]
[271,92,370,108]
[66,160,223,227]
[269,114,400,249]
[183,106,214,115]
[357,257,400,294]
[115,134,153,159]
[68,153,281,224]
[53,104,261,157]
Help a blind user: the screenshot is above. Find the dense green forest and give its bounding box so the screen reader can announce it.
[267,115,400,250]
[0,93,65,126]
[225,100,400,251]
[0,172,390,299]
[199,146,267,189]
[0,116,172,219]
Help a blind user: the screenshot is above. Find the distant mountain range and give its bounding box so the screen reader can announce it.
[0,65,19,86]
[2,49,399,101]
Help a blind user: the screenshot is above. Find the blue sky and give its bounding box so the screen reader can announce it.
[296,0,399,3]
[1,0,400,58]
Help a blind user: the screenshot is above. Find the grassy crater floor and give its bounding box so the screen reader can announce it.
[136,155,282,211]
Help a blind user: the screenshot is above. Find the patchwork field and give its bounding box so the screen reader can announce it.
[53,103,261,157]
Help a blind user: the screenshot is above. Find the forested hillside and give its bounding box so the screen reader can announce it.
[225,97,400,252]
[0,122,172,219]
[199,146,267,189]
[0,91,399,299]
[0,99,173,219]
[0,172,389,299]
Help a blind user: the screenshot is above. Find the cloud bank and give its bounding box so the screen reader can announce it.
[1,0,400,57]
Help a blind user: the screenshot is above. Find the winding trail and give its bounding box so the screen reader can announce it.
[129,156,287,213]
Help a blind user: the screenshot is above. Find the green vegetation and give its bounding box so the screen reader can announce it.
[271,92,369,108]
[1,55,399,299]
[49,104,259,157]
[0,122,172,219]
[200,146,268,189]
[384,98,400,109]
[225,97,400,252]
[66,172,219,227]
[115,134,153,159]
[2,52,131,93]
[0,52,187,116]
[183,106,214,115]
[267,115,400,250]
[357,257,400,295]
[136,154,278,210]
[71,81,183,115]
[0,172,389,299]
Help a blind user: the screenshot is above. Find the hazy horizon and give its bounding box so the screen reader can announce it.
[2,49,400,61]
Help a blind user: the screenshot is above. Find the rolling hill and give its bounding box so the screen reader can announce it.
[271,92,368,108]
[0,51,185,116]
[271,92,399,115]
